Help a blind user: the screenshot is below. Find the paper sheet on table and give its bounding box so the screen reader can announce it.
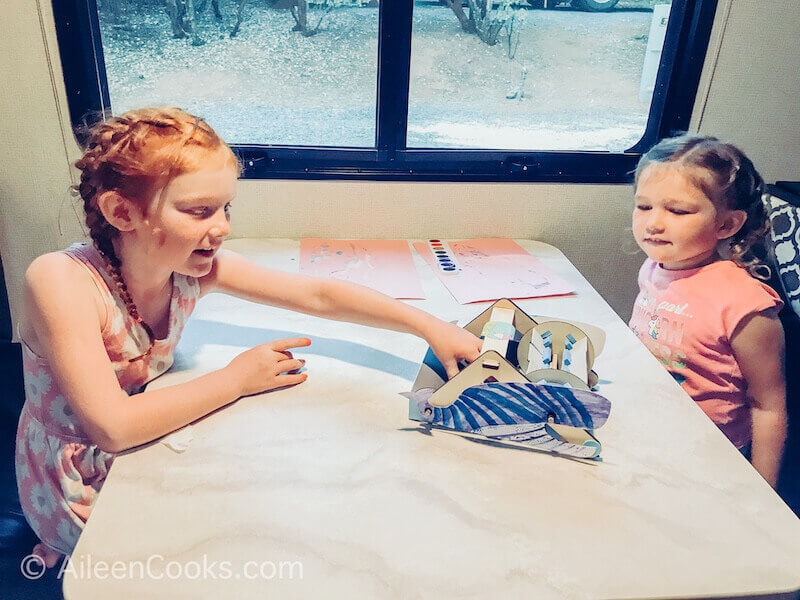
[161,426,193,453]
[300,239,425,299]
[413,238,575,304]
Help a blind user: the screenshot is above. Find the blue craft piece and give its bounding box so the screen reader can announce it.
[563,348,572,366]
[417,381,611,431]
[421,347,448,382]
[565,332,577,350]
[475,423,601,459]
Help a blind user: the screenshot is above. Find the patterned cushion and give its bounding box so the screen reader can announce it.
[765,192,800,317]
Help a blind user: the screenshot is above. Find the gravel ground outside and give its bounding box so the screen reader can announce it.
[99,0,666,150]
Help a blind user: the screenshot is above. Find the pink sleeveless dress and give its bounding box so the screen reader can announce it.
[15,243,200,554]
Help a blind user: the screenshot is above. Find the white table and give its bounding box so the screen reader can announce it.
[63,239,800,600]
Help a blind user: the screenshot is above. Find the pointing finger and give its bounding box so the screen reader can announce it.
[270,337,312,352]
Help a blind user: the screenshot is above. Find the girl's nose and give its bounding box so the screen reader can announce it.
[646,212,664,234]
[209,211,230,239]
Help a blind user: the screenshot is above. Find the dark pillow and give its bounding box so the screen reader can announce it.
[765,192,800,318]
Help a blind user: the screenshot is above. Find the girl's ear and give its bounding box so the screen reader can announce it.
[717,209,747,240]
[97,191,139,232]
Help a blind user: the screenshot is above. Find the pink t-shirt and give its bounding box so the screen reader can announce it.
[629,259,782,448]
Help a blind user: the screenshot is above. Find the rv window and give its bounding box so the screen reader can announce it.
[53,0,716,182]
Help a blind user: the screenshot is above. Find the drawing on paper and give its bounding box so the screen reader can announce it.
[300,239,425,299]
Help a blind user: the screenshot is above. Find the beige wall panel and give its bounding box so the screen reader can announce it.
[0,0,85,330]
[694,0,800,182]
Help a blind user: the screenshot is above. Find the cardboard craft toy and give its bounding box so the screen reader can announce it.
[404,299,611,460]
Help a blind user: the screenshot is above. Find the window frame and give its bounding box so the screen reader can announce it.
[53,0,718,183]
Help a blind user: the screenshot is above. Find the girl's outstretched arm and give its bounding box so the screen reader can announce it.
[202,249,482,378]
[23,253,309,454]
[731,309,787,488]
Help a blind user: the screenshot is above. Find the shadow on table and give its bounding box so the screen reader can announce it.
[178,319,423,381]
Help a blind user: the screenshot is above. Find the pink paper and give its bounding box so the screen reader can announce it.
[300,239,425,299]
[414,238,575,304]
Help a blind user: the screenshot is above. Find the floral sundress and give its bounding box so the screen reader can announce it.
[15,242,200,554]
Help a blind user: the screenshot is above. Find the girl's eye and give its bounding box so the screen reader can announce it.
[669,208,690,215]
[635,205,651,211]
[185,204,230,218]
[186,207,211,217]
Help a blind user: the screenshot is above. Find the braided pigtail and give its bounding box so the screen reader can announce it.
[728,179,772,280]
[711,146,771,280]
[74,120,124,267]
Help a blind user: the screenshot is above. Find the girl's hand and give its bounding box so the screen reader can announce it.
[425,320,483,379]
[225,337,311,397]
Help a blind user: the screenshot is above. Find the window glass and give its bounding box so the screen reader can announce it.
[56,0,714,180]
[98,0,379,147]
[408,0,669,150]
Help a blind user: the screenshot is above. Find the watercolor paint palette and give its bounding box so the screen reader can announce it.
[426,239,461,274]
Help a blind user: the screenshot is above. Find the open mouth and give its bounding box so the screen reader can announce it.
[193,248,215,258]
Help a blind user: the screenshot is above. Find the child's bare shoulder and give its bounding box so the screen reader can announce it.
[25,250,97,298]
[23,250,109,345]
[27,250,76,278]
